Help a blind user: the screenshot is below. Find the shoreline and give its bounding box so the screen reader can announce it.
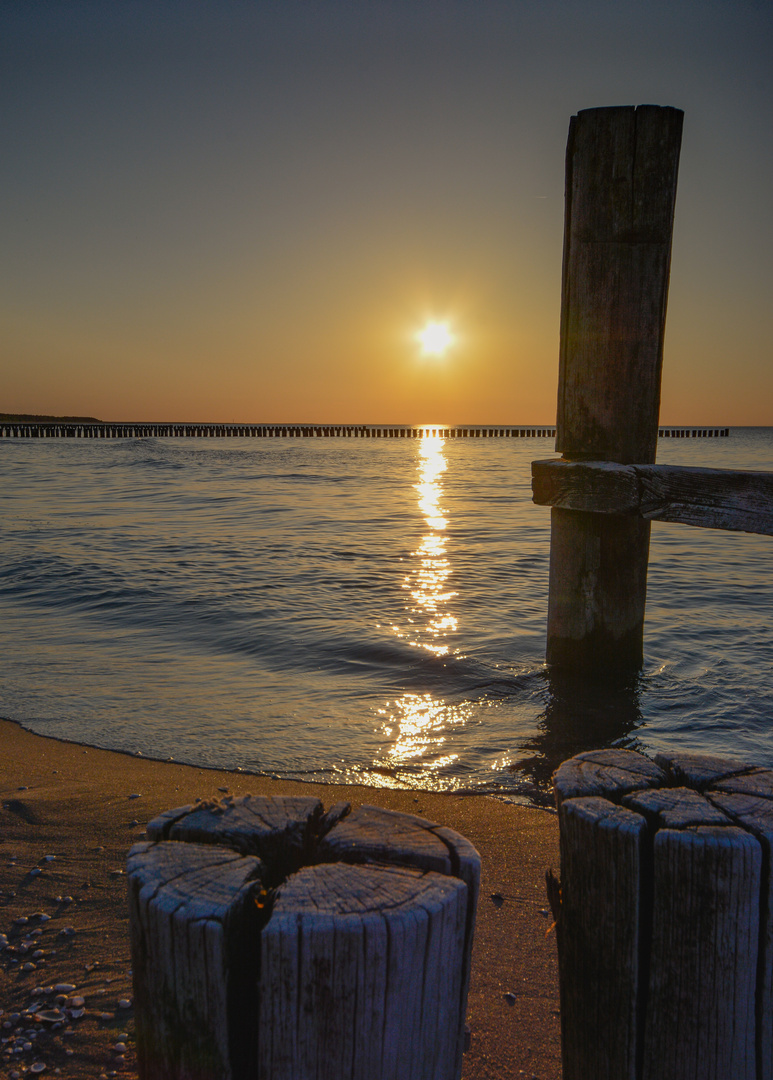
[2,715,556,810]
[0,717,561,1079]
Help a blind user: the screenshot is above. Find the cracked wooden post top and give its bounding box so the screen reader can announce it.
[552,747,773,1080]
[128,794,480,1080]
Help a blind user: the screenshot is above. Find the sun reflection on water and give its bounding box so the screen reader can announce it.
[374,435,471,787]
[404,437,457,654]
[377,693,473,777]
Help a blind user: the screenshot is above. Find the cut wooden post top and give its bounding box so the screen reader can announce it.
[130,795,481,1080]
[144,794,480,885]
[553,746,773,834]
[553,747,773,1080]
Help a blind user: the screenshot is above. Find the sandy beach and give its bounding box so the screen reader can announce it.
[0,718,560,1079]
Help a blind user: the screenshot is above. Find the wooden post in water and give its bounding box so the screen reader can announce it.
[547,105,683,673]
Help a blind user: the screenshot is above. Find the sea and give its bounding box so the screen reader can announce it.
[1,428,771,805]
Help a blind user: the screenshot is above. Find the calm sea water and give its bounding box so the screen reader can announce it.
[1,429,771,804]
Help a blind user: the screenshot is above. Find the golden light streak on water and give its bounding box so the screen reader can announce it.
[377,693,472,779]
[375,435,469,785]
[404,436,457,654]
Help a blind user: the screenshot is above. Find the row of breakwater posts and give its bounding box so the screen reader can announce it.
[0,421,729,439]
[531,106,773,1080]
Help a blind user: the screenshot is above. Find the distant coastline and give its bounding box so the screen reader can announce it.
[0,411,102,423]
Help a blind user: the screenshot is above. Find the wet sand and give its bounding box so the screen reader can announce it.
[0,718,561,1079]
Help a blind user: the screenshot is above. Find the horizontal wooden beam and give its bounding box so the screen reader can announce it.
[532,459,773,537]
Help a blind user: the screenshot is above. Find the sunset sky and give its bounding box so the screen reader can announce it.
[1,1,771,425]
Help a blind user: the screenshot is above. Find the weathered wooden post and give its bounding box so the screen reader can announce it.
[547,105,683,673]
[127,794,480,1080]
[550,747,773,1080]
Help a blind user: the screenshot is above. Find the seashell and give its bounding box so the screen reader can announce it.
[21,963,36,972]
[30,1064,46,1074]
[35,1010,65,1024]
[28,868,42,877]
[113,1042,127,1053]
[117,998,132,1010]
[53,985,76,994]
[68,1008,84,1019]
[68,996,85,1008]
[128,793,141,800]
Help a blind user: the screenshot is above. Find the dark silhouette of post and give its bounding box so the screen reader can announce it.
[547,105,683,674]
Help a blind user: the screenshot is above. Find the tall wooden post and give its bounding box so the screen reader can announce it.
[547,105,683,673]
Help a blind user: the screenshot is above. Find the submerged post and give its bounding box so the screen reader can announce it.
[547,105,683,673]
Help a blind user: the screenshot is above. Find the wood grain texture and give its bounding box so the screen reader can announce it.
[546,506,651,671]
[554,749,771,1080]
[622,786,732,828]
[556,105,683,465]
[552,747,666,805]
[318,804,453,874]
[654,750,754,789]
[557,796,646,1080]
[532,458,773,536]
[642,826,760,1080]
[708,792,773,1080]
[131,797,480,1080]
[319,803,481,1078]
[147,794,323,864]
[711,768,773,799]
[127,841,262,1080]
[259,863,467,1080]
[547,105,681,673]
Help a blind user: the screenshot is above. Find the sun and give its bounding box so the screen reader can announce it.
[416,321,455,357]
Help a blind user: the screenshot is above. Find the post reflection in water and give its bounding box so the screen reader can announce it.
[376,436,472,787]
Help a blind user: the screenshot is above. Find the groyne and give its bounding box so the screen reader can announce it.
[0,423,729,439]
